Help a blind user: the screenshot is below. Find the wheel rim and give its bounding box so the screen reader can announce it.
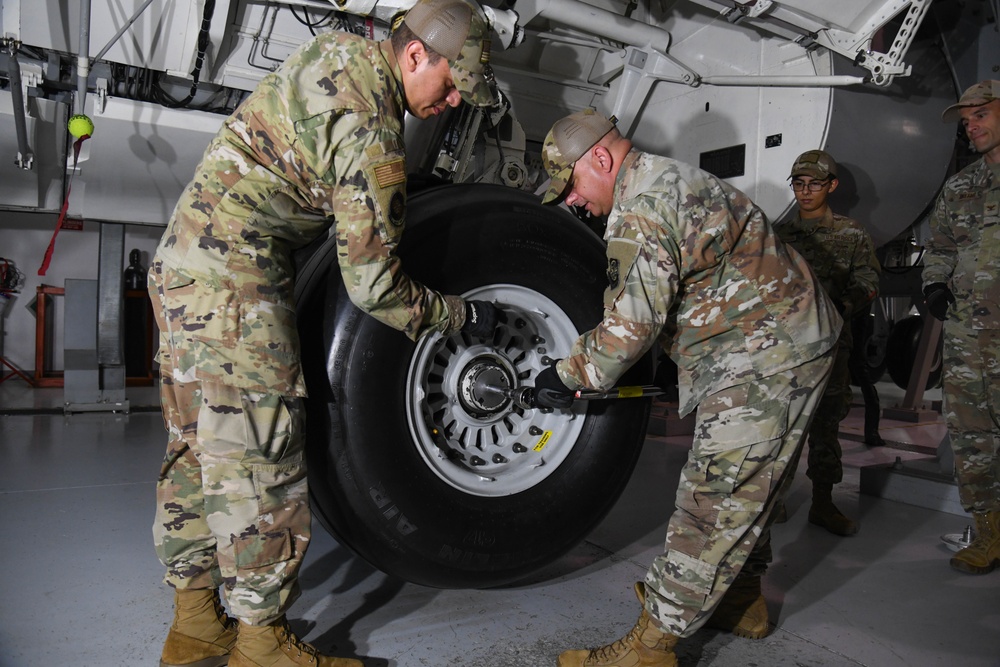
[406,284,586,496]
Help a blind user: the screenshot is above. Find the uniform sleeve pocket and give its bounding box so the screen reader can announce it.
[164,267,196,290]
[293,110,337,135]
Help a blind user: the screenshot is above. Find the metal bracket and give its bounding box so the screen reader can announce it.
[813,0,930,86]
[724,0,774,23]
[3,39,35,171]
[694,0,931,85]
[96,78,110,114]
[742,0,773,19]
[606,46,700,136]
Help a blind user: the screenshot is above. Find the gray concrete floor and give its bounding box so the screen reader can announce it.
[1,379,998,667]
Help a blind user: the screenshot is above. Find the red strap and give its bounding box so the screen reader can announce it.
[38,135,88,276]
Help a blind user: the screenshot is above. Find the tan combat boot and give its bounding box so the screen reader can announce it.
[557,582,678,667]
[950,510,1000,574]
[228,618,362,667]
[160,588,238,667]
[808,482,859,536]
[705,575,771,639]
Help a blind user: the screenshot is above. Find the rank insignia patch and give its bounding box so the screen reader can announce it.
[607,258,620,289]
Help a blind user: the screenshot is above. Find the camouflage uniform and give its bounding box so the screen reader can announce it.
[148,31,464,624]
[777,210,880,484]
[555,150,841,637]
[922,158,1000,514]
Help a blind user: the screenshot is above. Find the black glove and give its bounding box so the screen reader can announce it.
[533,364,575,410]
[462,300,499,338]
[923,282,955,321]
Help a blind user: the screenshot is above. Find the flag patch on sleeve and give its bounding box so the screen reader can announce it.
[373,159,406,189]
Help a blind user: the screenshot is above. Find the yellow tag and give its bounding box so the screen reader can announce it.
[533,430,552,452]
[616,386,642,398]
[373,158,406,189]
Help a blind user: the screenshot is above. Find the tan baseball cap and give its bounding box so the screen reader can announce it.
[789,149,837,180]
[942,80,1000,123]
[404,0,494,107]
[541,109,616,205]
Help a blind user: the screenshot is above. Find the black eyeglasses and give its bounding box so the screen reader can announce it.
[791,180,830,192]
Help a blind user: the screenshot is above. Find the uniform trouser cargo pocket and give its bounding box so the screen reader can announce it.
[197,382,311,624]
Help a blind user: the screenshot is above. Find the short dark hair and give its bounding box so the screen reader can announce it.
[390,21,444,66]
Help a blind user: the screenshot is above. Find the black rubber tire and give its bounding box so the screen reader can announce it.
[885,314,942,390]
[295,183,651,589]
[852,314,886,385]
[865,356,887,385]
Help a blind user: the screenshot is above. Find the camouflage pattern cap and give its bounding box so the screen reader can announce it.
[789,149,837,180]
[541,109,616,204]
[405,0,494,107]
[941,80,1000,123]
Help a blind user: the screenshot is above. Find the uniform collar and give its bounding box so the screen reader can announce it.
[794,207,835,231]
[378,41,405,116]
[614,148,642,202]
[604,149,644,241]
[983,157,1000,183]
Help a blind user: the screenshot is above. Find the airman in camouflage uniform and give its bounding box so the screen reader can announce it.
[776,149,880,537]
[923,80,1000,576]
[148,1,498,665]
[534,109,841,667]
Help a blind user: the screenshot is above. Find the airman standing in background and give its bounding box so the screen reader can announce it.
[923,80,1000,575]
[776,149,881,536]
